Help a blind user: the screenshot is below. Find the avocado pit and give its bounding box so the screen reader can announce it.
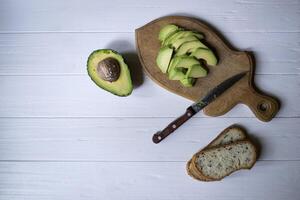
[97,57,120,82]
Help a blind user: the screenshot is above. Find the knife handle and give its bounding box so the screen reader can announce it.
[152,106,196,144]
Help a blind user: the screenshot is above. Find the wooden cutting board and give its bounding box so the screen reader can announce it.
[135,16,279,122]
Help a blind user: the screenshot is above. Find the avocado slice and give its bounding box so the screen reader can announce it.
[158,24,180,42]
[168,56,201,86]
[162,30,183,46]
[191,48,218,66]
[87,49,133,96]
[163,30,204,46]
[167,56,199,78]
[168,68,185,80]
[174,56,200,69]
[156,46,173,73]
[186,64,207,78]
[167,56,184,73]
[180,77,196,87]
[167,56,200,82]
[176,40,208,56]
[170,35,199,50]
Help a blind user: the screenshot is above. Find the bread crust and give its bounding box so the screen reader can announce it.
[190,125,247,167]
[186,125,256,182]
[204,125,247,150]
[193,140,257,181]
[186,159,213,181]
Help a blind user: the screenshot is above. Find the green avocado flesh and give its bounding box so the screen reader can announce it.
[176,40,208,56]
[171,35,199,50]
[156,46,173,73]
[174,56,200,69]
[186,64,207,78]
[168,68,185,80]
[180,77,195,87]
[167,56,181,73]
[87,49,133,96]
[163,30,204,47]
[191,48,218,66]
[158,24,179,42]
[168,56,202,80]
[156,24,218,87]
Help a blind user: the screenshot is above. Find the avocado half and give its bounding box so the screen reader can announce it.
[87,49,133,96]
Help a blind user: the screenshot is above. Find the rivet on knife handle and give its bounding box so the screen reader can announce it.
[152,107,195,144]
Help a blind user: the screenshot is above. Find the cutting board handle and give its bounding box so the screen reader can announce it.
[242,86,279,122]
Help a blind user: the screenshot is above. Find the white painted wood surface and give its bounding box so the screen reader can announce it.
[0,0,299,199]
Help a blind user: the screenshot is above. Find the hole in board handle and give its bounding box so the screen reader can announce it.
[258,102,269,112]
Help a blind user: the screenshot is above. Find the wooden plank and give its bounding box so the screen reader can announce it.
[0,33,299,75]
[0,161,299,200]
[0,118,299,161]
[0,1,298,200]
[0,75,298,117]
[0,0,299,33]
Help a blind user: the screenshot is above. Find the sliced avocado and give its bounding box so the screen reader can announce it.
[167,56,184,73]
[186,64,207,78]
[191,48,218,66]
[158,24,179,42]
[180,77,195,87]
[168,68,185,80]
[162,30,183,46]
[156,46,173,73]
[169,56,201,86]
[176,40,208,56]
[163,30,204,46]
[87,49,133,96]
[170,35,199,50]
[174,56,200,69]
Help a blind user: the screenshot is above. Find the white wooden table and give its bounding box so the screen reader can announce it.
[0,0,299,199]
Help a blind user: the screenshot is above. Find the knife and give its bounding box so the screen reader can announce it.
[152,71,248,144]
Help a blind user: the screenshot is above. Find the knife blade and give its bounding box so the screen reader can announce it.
[152,71,248,144]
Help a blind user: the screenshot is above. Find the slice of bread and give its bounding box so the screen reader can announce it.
[186,125,247,180]
[194,140,257,181]
[206,126,247,148]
